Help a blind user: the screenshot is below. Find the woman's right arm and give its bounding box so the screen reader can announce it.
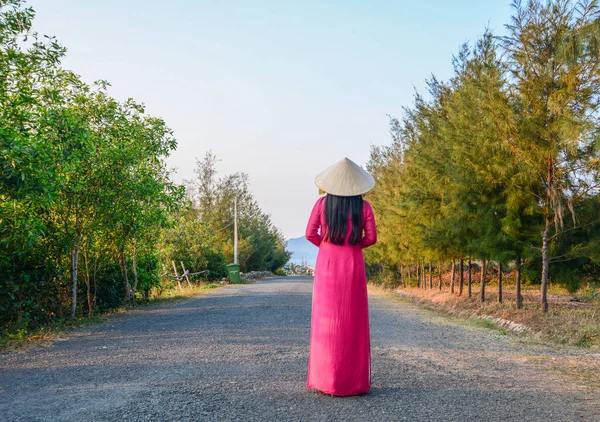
[305,198,323,247]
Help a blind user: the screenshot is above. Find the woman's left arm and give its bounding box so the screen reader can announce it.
[361,201,378,248]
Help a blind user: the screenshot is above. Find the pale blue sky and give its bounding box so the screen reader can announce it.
[27,0,513,238]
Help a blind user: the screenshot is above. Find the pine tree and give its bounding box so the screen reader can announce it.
[502,0,600,311]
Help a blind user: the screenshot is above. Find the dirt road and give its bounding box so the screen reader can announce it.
[0,276,597,421]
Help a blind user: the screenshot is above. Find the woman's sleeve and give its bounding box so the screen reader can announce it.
[305,198,323,247]
[361,201,378,248]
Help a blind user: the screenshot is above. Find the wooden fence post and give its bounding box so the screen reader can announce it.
[172,261,183,291]
[181,261,192,288]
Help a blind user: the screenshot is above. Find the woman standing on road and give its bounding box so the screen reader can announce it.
[305,157,377,397]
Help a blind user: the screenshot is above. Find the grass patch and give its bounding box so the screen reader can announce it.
[469,317,508,335]
[575,334,593,348]
[0,314,105,352]
[473,319,498,330]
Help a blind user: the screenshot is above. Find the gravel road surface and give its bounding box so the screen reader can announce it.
[0,276,598,421]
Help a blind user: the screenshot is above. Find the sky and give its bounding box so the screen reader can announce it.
[26,0,514,239]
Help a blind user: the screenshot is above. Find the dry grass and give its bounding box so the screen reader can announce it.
[381,278,600,348]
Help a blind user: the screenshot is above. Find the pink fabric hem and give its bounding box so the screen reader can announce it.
[306,385,370,397]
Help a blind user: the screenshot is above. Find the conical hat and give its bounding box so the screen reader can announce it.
[314,157,375,196]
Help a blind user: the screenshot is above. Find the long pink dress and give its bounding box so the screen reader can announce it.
[305,196,377,396]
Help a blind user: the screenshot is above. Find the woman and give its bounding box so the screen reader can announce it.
[305,157,377,397]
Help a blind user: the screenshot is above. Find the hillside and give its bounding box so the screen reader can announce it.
[286,236,318,266]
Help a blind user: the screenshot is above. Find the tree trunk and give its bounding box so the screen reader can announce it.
[83,251,92,317]
[416,261,420,288]
[516,254,523,309]
[132,244,139,301]
[91,253,98,314]
[438,261,443,290]
[480,258,486,303]
[458,258,464,296]
[421,260,425,289]
[70,244,79,318]
[450,260,456,294]
[400,265,404,287]
[541,214,551,312]
[120,248,131,305]
[413,263,417,288]
[468,257,472,298]
[428,261,433,289]
[498,262,503,304]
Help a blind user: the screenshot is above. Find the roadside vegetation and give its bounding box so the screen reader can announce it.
[1,0,289,345]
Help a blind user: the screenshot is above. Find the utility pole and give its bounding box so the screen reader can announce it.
[234,196,238,264]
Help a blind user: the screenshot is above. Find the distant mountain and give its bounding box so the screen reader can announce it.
[286,236,318,266]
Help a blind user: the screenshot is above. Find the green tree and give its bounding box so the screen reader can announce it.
[502,0,600,311]
[189,152,290,272]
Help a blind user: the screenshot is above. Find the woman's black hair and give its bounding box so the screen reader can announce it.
[324,194,363,246]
